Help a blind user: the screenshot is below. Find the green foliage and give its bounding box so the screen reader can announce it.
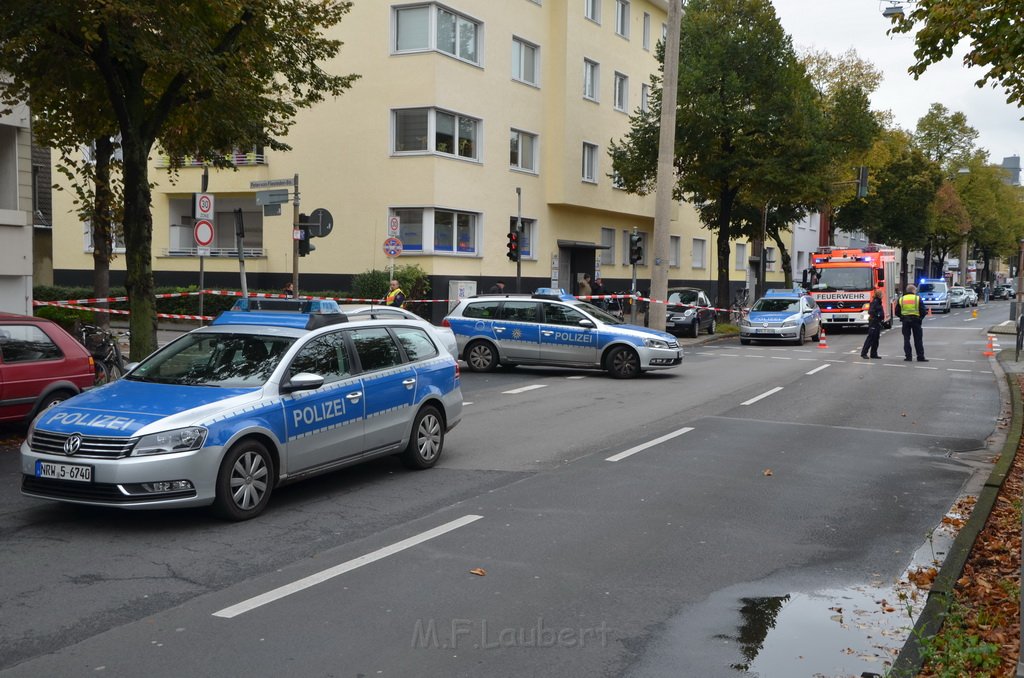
[917,603,1002,676]
[891,1,1024,110]
[351,270,392,300]
[913,103,982,172]
[350,264,432,303]
[34,305,94,332]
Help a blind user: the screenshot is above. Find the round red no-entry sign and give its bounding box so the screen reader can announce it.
[194,219,215,247]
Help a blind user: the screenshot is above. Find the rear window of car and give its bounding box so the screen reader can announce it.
[393,327,438,361]
[463,301,499,319]
[0,324,64,363]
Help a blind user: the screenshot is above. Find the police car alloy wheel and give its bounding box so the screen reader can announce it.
[402,405,444,469]
[465,340,498,372]
[215,439,274,521]
[607,346,640,379]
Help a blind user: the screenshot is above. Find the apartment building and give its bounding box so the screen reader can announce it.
[50,1,764,314]
[0,87,34,315]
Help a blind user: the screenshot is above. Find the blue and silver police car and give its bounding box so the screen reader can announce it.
[442,289,683,378]
[739,288,822,345]
[21,299,462,520]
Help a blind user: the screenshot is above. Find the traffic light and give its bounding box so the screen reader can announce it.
[298,223,315,257]
[857,166,869,198]
[629,232,643,264]
[506,227,520,262]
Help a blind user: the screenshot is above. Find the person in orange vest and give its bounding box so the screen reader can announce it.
[385,279,405,307]
[895,284,927,362]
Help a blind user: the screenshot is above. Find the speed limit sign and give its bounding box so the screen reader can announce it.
[388,215,400,236]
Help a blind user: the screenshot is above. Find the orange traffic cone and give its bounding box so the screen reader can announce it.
[971,308,978,319]
[983,335,995,357]
[818,326,828,349]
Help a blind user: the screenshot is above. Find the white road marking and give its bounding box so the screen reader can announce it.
[213,514,484,619]
[948,368,973,372]
[806,364,830,375]
[463,401,474,406]
[502,384,547,394]
[605,427,695,462]
[741,386,784,405]
[952,359,976,363]
[566,375,586,379]
[914,366,939,370]
[770,356,792,360]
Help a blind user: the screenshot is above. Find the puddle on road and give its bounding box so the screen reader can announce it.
[721,505,965,677]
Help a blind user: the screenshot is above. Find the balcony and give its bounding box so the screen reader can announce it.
[162,247,266,258]
[155,149,267,169]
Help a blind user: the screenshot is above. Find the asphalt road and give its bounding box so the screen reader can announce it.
[0,302,1006,677]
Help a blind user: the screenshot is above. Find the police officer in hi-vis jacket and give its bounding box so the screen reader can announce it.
[895,284,927,362]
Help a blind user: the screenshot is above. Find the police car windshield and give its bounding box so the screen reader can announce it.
[572,301,625,325]
[752,298,800,313]
[919,283,946,293]
[812,268,872,291]
[127,332,294,387]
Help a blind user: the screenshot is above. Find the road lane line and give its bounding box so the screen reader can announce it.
[741,386,783,405]
[605,427,694,462]
[948,368,972,372]
[806,364,830,375]
[502,384,547,394]
[213,514,484,619]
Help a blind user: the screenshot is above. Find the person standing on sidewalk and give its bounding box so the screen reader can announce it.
[895,284,927,362]
[860,288,884,359]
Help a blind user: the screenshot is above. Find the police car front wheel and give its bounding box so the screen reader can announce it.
[606,346,641,379]
[214,439,274,521]
[401,404,445,470]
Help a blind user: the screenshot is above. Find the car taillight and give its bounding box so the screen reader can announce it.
[454,362,460,379]
[441,318,451,327]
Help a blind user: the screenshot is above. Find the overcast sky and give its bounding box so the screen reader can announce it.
[770,0,1022,165]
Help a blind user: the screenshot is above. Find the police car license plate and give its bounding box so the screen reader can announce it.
[755,328,773,334]
[35,460,92,483]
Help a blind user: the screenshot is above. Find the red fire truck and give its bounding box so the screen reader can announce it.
[803,245,898,329]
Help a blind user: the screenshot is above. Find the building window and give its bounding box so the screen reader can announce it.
[692,238,706,269]
[766,246,776,272]
[615,0,629,38]
[582,142,598,183]
[393,4,480,65]
[670,235,680,267]
[642,12,651,50]
[735,242,747,270]
[585,0,600,23]
[393,107,480,160]
[510,129,537,172]
[641,83,650,113]
[583,59,599,101]
[613,72,628,112]
[600,227,616,265]
[84,221,126,253]
[390,207,480,254]
[510,217,535,258]
[512,37,538,86]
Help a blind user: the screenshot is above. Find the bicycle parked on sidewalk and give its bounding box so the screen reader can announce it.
[730,288,750,324]
[75,322,127,385]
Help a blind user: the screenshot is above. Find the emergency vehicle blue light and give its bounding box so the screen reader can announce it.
[532,288,575,300]
[764,288,801,298]
[212,311,314,329]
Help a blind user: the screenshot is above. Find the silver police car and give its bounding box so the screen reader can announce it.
[21,300,462,520]
[442,289,683,378]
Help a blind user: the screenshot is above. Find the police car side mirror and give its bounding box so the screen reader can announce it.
[578,319,595,328]
[282,372,325,394]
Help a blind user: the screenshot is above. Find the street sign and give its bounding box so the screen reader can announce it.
[250,178,294,189]
[263,204,282,217]
[194,219,215,247]
[195,193,214,220]
[256,189,289,205]
[197,246,211,257]
[383,237,403,258]
[388,215,400,236]
[308,208,334,238]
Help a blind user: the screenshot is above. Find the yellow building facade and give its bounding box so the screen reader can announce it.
[50,0,762,315]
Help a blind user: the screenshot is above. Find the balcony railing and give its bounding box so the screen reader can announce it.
[155,150,267,169]
[163,247,266,258]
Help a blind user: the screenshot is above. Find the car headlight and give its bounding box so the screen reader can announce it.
[643,338,671,349]
[132,427,208,456]
[781,316,799,328]
[738,319,751,327]
[681,308,696,317]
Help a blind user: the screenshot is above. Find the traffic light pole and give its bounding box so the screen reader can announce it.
[292,173,300,297]
[515,187,523,293]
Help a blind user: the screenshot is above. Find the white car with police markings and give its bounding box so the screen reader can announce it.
[442,289,683,379]
[21,300,462,520]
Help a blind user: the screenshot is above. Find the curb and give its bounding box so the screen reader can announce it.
[888,352,1023,676]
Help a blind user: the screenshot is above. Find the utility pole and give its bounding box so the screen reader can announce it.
[292,173,300,297]
[648,0,682,332]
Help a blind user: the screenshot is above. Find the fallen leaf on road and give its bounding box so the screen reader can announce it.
[469,568,487,576]
[762,469,773,476]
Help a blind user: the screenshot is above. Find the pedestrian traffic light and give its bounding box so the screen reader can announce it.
[857,166,869,198]
[298,222,315,257]
[629,232,643,264]
[507,228,520,262]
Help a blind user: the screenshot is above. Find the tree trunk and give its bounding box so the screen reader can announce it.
[121,136,157,361]
[774,233,792,288]
[91,136,113,330]
[715,184,738,312]
[900,249,910,292]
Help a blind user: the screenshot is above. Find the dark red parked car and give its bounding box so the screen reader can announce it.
[0,313,95,424]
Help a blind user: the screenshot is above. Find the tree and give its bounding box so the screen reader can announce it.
[611,0,829,310]
[926,181,970,272]
[913,103,981,173]
[890,1,1024,111]
[0,1,358,359]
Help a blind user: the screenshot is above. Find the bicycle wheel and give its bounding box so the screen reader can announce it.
[93,360,111,386]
